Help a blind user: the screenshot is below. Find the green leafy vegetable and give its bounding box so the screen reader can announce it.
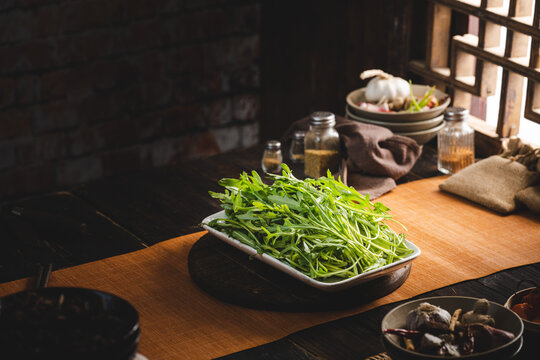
[408,80,437,113]
[205,165,413,282]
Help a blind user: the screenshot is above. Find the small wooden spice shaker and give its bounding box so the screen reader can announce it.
[261,140,283,174]
[304,111,340,178]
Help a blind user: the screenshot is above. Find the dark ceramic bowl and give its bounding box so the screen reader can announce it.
[381,296,524,360]
[0,287,140,360]
[504,287,540,334]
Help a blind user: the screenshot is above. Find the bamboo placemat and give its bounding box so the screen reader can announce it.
[0,177,538,359]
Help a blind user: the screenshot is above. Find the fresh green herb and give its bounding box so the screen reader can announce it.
[205,165,412,282]
[408,80,436,113]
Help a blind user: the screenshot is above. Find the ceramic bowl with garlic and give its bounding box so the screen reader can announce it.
[346,69,450,122]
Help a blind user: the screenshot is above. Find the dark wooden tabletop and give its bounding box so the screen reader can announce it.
[219,263,540,360]
[0,140,538,359]
[0,141,439,283]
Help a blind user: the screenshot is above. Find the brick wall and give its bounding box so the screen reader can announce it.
[0,0,261,200]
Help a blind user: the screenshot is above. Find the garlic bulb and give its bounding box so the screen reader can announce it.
[360,69,409,103]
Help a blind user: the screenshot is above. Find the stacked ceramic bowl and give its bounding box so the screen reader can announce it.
[345,85,451,145]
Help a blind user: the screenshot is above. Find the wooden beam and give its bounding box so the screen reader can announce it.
[426,3,452,69]
[524,1,540,124]
[496,0,529,137]
[452,34,540,81]
[429,0,540,38]
[453,88,473,109]
[477,1,501,97]
[468,115,502,156]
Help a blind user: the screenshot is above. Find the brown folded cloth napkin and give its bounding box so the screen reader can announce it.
[282,115,422,198]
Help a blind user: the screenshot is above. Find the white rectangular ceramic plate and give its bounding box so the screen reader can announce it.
[201,210,421,292]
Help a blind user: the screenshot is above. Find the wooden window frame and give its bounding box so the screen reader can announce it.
[409,0,539,156]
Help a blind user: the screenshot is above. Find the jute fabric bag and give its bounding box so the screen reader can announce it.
[516,185,540,214]
[500,138,540,214]
[439,155,539,214]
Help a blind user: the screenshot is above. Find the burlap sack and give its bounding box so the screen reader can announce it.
[500,137,540,171]
[439,155,540,214]
[516,185,540,215]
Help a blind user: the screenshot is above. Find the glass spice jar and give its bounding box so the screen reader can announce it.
[437,107,475,174]
[304,111,340,178]
[289,130,306,163]
[261,140,283,174]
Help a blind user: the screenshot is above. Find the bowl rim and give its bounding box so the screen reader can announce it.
[393,121,445,136]
[346,84,451,121]
[381,331,524,360]
[202,210,421,292]
[0,286,140,342]
[345,107,444,127]
[381,295,524,359]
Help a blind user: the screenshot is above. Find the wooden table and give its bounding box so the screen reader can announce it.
[0,143,439,283]
[218,263,540,359]
[0,142,538,359]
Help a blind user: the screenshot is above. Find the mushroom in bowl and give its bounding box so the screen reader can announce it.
[381,296,523,359]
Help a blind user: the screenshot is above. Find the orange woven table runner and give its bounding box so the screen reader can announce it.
[0,177,539,359]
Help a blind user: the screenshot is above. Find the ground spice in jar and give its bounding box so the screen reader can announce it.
[304,149,340,178]
[438,107,474,174]
[304,112,340,178]
[291,153,305,163]
[261,140,282,174]
[262,157,282,173]
[438,148,474,174]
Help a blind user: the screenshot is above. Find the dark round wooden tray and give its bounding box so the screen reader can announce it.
[188,234,412,312]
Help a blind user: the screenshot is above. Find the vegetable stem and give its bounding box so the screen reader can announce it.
[205,164,412,282]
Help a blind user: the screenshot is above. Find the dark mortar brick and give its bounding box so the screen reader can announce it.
[240,121,259,148]
[0,108,32,139]
[15,138,37,165]
[100,146,141,177]
[229,63,260,90]
[40,70,68,101]
[68,127,105,157]
[211,125,240,152]
[15,75,39,105]
[56,155,103,185]
[232,94,259,121]
[0,163,56,199]
[135,113,163,140]
[138,80,173,110]
[0,141,16,170]
[160,103,206,135]
[204,98,232,126]
[34,100,79,133]
[0,77,15,108]
[185,130,220,158]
